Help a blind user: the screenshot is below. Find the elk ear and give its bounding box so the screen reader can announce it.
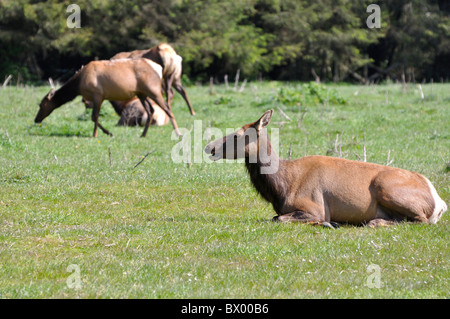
[255,110,273,131]
[48,89,55,100]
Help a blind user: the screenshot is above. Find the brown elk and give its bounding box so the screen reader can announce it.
[35,58,181,137]
[82,96,168,127]
[111,43,195,116]
[84,98,169,127]
[204,110,447,228]
[112,98,169,127]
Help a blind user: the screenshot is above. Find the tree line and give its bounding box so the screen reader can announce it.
[0,0,449,84]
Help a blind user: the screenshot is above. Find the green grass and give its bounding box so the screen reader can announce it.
[0,81,448,298]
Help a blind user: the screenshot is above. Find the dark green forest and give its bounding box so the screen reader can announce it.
[1,0,449,83]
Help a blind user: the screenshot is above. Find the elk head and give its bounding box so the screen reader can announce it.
[35,89,56,123]
[204,110,273,162]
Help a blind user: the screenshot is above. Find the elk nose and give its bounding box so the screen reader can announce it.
[204,144,215,156]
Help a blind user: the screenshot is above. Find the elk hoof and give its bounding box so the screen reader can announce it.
[330,221,340,228]
[272,216,280,222]
[321,222,336,229]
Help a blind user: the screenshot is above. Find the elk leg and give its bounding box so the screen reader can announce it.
[153,94,181,137]
[164,74,175,108]
[274,198,329,224]
[372,172,431,223]
[173,80,195,116]
[366,218,398,228]
[168,88,175,106]
[91,98,100,138]
[138,96,154,137]
[145,98,155,126]
[146,84,182,137]
[273,211,337,229]
[97,123,113,137]
[91,98,112,137]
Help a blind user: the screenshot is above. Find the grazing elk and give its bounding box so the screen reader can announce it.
[111,43,195,116]
[35,58,181,137]
[204,110,447,228]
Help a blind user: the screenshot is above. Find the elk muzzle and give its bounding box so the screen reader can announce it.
[204,143,220,161]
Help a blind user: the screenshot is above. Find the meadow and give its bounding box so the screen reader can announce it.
[0,80,448,298]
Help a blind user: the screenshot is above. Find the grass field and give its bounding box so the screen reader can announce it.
[0,80,448,298]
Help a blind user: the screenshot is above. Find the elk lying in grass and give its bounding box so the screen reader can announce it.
[83,96,168,127]
[112,98,169,127]
[204,110,447,228]
[112,43,195,116]
[35,58,181,137]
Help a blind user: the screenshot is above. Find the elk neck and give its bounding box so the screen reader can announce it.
[50,71,81,108]
[244,128,287,213]
[142,48,164,68]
